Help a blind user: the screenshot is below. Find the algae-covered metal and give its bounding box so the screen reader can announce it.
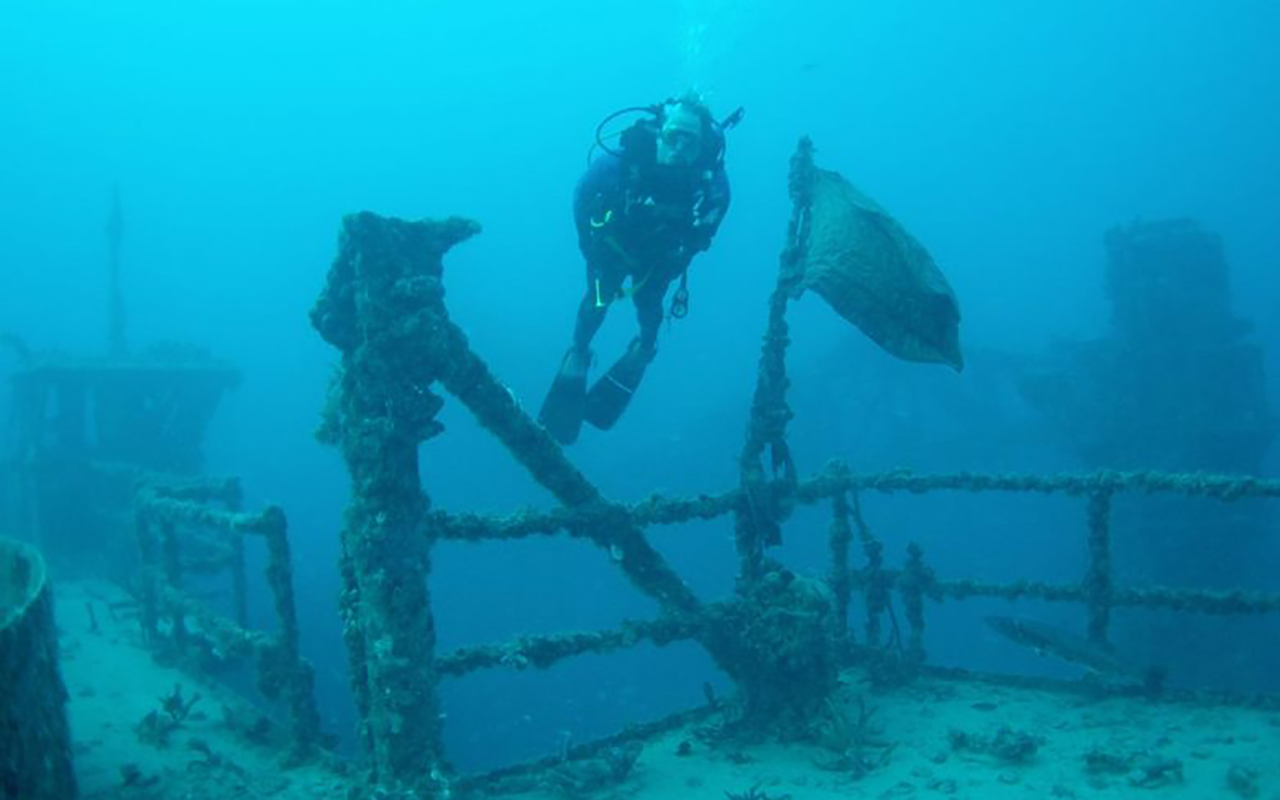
[0,537,77,800]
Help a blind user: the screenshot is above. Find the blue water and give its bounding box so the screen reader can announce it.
[2,0,1278,774]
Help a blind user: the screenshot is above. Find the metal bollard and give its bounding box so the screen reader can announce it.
[0,537,77,799]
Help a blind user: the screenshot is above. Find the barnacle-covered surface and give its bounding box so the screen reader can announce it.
[1,537,77,800]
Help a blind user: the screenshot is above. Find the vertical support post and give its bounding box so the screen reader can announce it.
[231,530,249,629]
[734,137,815,579]
[134,507,159,643]
[338,544,374,757]
[1086,489,1114,646]
[853,492,889,648]
[219,478,249,628]
[734,275,795,580]
[158,517,185,646]
[260,507,322,754]
[224,490,249,630]
[901,542,931,665]
[827,482,853,646]
[311,213,479,796]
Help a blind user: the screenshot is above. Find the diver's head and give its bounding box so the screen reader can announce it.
[655,98,709,168]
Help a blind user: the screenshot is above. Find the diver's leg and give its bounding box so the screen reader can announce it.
[542,264,622,444]
[632,278,667,358]
[572,265,624,353]
[581,279,666,431]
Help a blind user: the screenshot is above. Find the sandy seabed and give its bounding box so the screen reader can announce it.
[56,578,1279,800]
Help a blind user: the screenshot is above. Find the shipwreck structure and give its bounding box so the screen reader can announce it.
[1017,218,1277,684]
[1022,218,1273,482]
[0,189,326,795]
[0,184,243,575]
[3,144,1277,800]
[310,140,1280,798]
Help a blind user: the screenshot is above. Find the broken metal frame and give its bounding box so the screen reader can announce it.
[312,140,1280,795]
[127,469,324,755]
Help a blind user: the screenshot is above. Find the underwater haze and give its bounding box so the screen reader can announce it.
[3,0,1279,772]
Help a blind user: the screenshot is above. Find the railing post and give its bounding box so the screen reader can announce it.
[134,505,159,643]
[1086,489,1114,646]
[227,492,249,630]
[734,138,813,578]
[312,213,476,796]
[854,493,890,648]
[158,517,185,647]
[828,483,853,646]
[260,507,323,755]
[901,542,932,665]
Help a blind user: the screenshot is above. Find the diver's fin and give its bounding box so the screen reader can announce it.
[539,348,591,445]
[583,340,653,431]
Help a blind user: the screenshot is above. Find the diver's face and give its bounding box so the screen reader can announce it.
[656,109,703,167]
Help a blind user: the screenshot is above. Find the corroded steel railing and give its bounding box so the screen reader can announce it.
[433,463,1280,677]
[128,471,323,755]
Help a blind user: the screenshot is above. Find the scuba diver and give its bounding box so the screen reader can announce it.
[539,93,741,444]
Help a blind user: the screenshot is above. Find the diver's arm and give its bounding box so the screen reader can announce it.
[573,155,626,262]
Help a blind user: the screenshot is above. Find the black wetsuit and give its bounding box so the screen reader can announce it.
[570,139,731,356]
